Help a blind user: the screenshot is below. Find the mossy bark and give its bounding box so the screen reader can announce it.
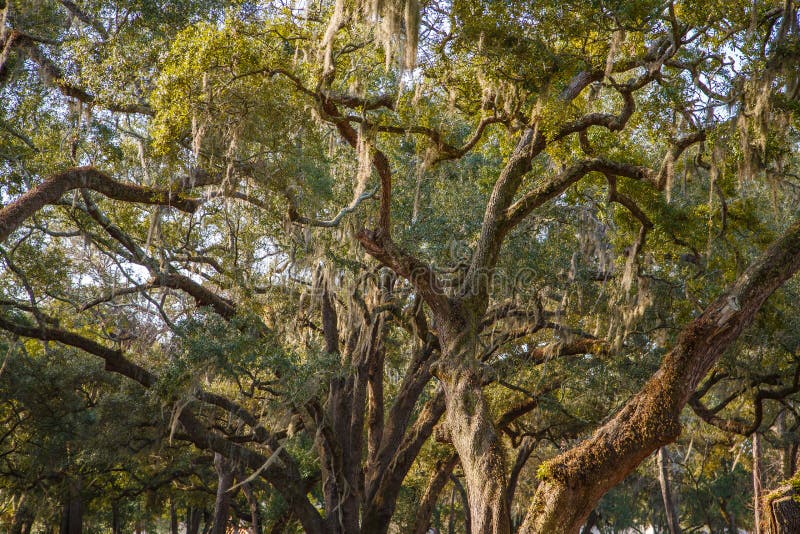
[762,485,800,533]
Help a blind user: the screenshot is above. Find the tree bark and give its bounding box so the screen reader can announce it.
[242,481,262,534]
[777,411,798,480]
[11,494,34,534]
[580,509,599,534]
[187,507,202,534]
[111,502,122,534]
[450,474,472,534]
[520,218,800,533]
[59,480,82,534]
[507,436,536,513]
[658,447,681,534]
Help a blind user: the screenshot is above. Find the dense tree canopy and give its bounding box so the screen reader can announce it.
[1,0,800,532]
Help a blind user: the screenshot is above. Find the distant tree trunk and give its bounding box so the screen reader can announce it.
[10,495,34,534]
[111,502,122,534]
[754,433,763,534]
[777,411,798,480]
[213,452,235,534]
[170,497,179,534]
[202,508,212,534]
[60,480,82,534]
[722,500,737,534]
[11,494,31,534]
[580,509,598,534]
[658,447,681,534]
[268,509,292,534]
[242,481,261,534]
[450,474,472,534]
[411,454,459,534]
[507,436,536,513]
[187,507,202,534]
[447,484,457,534]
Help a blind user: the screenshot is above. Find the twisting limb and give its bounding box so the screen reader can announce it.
[288,186,377,228]
[689,364,800,436]
[0,167,199,243]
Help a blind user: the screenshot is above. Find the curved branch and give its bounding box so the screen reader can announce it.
[0,167,199,244]
[689,366,800,436]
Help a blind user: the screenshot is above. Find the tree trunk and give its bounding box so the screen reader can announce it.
[658,447,681,534]
[203,508,212,534]
[11,494,34,534]
[170,497,179,534]
[754,433,763,534]
[439,360,510,534]
[11,494,26,534]
[242,481,262,534]
[777,410,798,480]
[447,485,457,534]
[507,436,536,515]
[111,502,122,534]
[60,480,82,534]
[187,507,202,534]
[450,474,472,534]
[580,509,598,534]
[436,312,511,534]
[213,452,235,534]
[520,218,800,534]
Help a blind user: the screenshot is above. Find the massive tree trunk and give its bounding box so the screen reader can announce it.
[658,447,681,534]
[520,218,800,533]
[436,313,510,534]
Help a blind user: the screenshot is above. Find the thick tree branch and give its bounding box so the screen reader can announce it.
[521,216,800,533]
[0,167,199,243]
